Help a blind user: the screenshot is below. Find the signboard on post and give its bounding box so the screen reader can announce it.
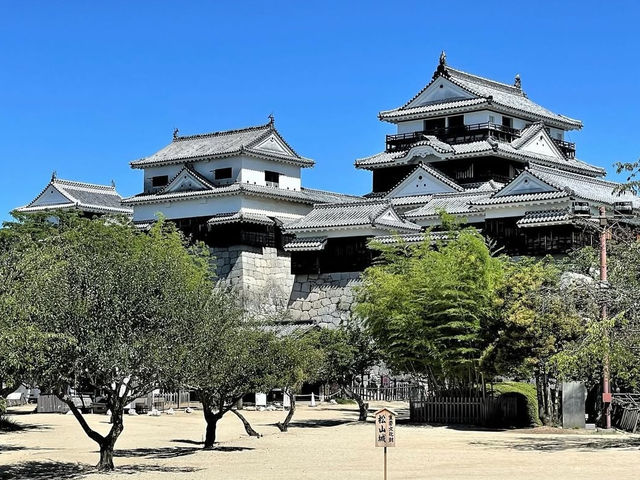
[375,408,396,447]
[375,408,396,480]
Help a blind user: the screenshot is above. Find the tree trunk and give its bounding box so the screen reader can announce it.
[344,386,368,421]
[276,392,295,432]
[57,392,126,471]
[203,402,222,449]
[232,409,261,437]
[97,443,115,471]
[97,403,124,471]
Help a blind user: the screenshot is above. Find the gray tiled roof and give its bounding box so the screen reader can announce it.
[516,209,573,228]
[528,165,640,208]
[283,237,328,252]
[371,230,458,246]
[355,138,605,177]
[380,62,582,129]
[131,122,314,168]
[206,211,279,226]
[122,183,362,206]
[284,199,421,232]
[405,191,493,218]
[17,178,132,215]
[472,191,569,206]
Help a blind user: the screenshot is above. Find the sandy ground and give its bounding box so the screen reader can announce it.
[2,401,640,480]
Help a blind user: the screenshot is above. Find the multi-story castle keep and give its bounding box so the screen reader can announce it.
[18,54,640,324]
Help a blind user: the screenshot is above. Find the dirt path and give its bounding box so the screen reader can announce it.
[1,401,640,479]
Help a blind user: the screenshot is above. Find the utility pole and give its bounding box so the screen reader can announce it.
[599,206,612,429]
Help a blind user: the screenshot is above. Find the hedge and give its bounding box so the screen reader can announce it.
[492,381,541,427]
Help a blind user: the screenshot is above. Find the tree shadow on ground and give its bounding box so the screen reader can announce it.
[114,446,200,459]
[0,461,90,480]
[470,436,640,452]
[0,417,51,434]
[0,461,201,479]
[289,419,355,429]
[170,439,254,452]
[0,445,25,454]
[171,438,203,445]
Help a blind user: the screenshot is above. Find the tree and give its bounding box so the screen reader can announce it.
[180,287,280,448]
[271,333,322,432]
[0,213,212,470]
[356,228,502,390]
[481,257,584,424]
[614,160,640,195]
[554,241,640,396]
[308,323,379,421]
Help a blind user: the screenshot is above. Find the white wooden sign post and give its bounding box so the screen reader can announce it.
[375,408,396,480]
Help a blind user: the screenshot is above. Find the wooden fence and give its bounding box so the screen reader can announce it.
[352,385,413,402]
[410,395,518,426]
[612,393,640,433]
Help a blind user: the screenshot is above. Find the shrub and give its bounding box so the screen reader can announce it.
[492,381,541,426]
[0,397,6,415]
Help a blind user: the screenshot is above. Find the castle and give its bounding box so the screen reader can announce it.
[17,54,640,324]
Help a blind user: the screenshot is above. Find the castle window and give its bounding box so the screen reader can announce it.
[502,116,513,128]
[447,115,464,127]
[215,167,232,180]
[151,175,169,187]
[265,170,280,187]
[424,118,445,131]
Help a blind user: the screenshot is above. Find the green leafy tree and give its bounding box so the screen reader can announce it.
[555,241,640,394]
[180,288,281,448]
[271,332,322,432]
[356,228,502,390]
[0,213,212,471]
[308,323,379,421]
[481,258,584,424]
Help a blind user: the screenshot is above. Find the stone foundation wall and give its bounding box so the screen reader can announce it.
[211,245,295,315]
[211,245,361,324]
[287,272,361,327]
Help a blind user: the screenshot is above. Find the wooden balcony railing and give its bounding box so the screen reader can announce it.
[551,138,576,158]
[386,122,521,152]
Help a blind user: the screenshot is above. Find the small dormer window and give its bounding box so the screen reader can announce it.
[265,171,280,187]
[152,175,169,187]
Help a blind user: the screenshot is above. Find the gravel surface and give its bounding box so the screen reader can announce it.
[1,402,639,479]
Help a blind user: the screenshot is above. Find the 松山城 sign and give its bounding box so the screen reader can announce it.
[375,408,396,447]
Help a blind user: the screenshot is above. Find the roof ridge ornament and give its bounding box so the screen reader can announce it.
[268,113,275,126]
[434,50,449,79]
[173,128,179,140]
[514,74,521,90]
[51,170,57,182]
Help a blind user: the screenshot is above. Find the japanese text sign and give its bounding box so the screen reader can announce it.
[375,408,396,447]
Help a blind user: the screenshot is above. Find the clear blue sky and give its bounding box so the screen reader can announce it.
[2,1,639,222]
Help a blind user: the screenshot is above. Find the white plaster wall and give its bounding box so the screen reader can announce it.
[239,156,301,190]
[132,194,313,222]
[33,185,70,206]
[143,165,183,193]
[390,170,457,197]
[483,201,571,219]
[397,119,424,134]
[464,110,492,125]
[410,77,473,106]
[521,135,560,157]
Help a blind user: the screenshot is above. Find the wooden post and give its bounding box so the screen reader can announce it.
[384,446,387,480]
